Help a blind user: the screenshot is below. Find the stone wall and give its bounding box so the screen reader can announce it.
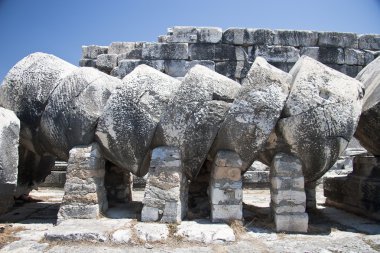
[80,26,380,81]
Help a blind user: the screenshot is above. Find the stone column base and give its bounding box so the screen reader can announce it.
[58,143,108,222]
[209,150,243,223]
[141,146,188,223]
[270,153,308,233]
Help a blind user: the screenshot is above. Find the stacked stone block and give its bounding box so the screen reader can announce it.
[324,156,380,221]
[80,27,380,81]
[58,143,108,221]
[270,153,308,233]
[141,147,188,223]
[209,151,243,222]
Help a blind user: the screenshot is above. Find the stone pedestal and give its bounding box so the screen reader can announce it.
[270,153,308,233]
[324,155,380,220]
[209,150,243,222]
[141,146,188,223]
[58,143,108,222]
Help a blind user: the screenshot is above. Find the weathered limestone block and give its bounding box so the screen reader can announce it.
[113,59,165,79]
[79,59,96,67]
[222,28,245,45]
[166,26,222,43]
[254,45,300,63]
[0,52,76,154]
[189,44,246,61]
[108,42,143,58]
[40,67,120,160]
[96,65,180,176]
[141,147,188,223]
[274,30,319,47]
[96,54,118,73]
[164,60,215,77]
[245,28,276,45]
[270,153,308,233]
[344,48,374,66]
[58,143,108,221]
[300,47,319,60]
[355,56,380,155]
[318,47,345,64]
[279,56,364,183]
[211,57,291,171]
[142,43,188,60]
[0,108,20,215]
[82,45,108,59]
[359,34,380,50]
[318,32,358,48]
[209,151,243,222]
[153,65,240,180]
[215,60,251,80]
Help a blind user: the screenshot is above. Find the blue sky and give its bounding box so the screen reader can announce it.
[1,0,380,81]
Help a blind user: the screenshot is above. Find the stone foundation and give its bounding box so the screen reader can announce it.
[209,151,243,222]
[58,143,108,222]
[270,153,308,233]
[141,146,188,223]
[324,155,380,221]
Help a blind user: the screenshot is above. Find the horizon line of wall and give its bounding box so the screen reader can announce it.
[80,26,380,82]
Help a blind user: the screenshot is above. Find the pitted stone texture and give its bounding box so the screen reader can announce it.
[210,57,291,170]
[141,147,188,223]
[355,56,380,155]
[96,65,180,176]
[142,43,188,60]
[359,34,380,50]
[270,153,308,233]
[112,59,165,79]
[175,220,235,244]
[82,45,108,59]
[153,65,240,180]
[215,60,251,80]
[108,42,143,57]
[254,45,300,63]
[0,52,75,154]
[189,44,247,61]
[134,223,169,242]
[40,67,120,160]
[279,56,364,183]
[167,26,222,44]
[223,28,276,46]
[274,30,319,47]
[96,54,118,73]
[344,49,374,66]
[58,143,108,221]
[164,60,215,77]
[318,32,358,48]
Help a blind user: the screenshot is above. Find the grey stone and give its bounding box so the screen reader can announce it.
[210,205,243,222]
[215,60,251,80]
[319,32,358,48]
[142,43,188,60]
[114,59,165,79]
[274,213,308,233]
[96,54,118,72]
[40,170,66,187]
[134,223,169,242]
[345,48,374,65]
[355,56,380,155]
[152,65,240,180]
[175,220,235,243]
[189,44,242,61]
[164,60,215,77]
[40,67,120,160]
[245,28,276,45]
[254,45,300,63]
[0,52,76,154]
[167,26,222,43]
[327,64,363,78]
[79,59,97,67]
[108,42,143,57]
[82,45,108,59]
[300,47,319,59]
[111,229,132,244]
[274,30,319,47]
[317,47,345,64]
[279,56,364,183]
[222,28,245,45]
[211,57,291,171]
[358,34,380,50]
[95,65,180,176]
[198,27,223,43]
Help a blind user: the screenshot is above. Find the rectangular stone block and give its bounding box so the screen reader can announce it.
[141,206,159,222]
[82,45,108,59]
[108,42,143,57]
[210,187,242,205]
[79,59,97,67]
[268,62,295,73]
[211,179,242,190]
[358,34,380,50]
[274,30,319,47]
[319,32,358,48]
[167,26,198,43]
[164,60,215,77]
[58,204,101,220]
[254,45,300,63]
[198,27,223,43]
[326,64,362,77]
[213,150,243,168]
[300,47,319,60]
[344,48,374,65]
[270,153,303,177]
[116,59,165,78]
[189,43,215,60]
[272,204,305,214]
[96,54,118,72]
[274,213,308,233]
[211,166,242,181]
[271,190,306,205]
[142,43,188,60]
[211,204,242,222]
[245,28,276,45]
[222,28,245,45]
[271,176,304,190]
[161,201,184,223]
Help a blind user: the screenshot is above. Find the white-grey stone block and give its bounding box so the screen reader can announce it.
[111,229,132,244]
[210,187,242,205]
[271,190,306,205]
[82,45,108,59]
[274,30,319,47]
[319,32,358,48]
[198,27,223,43]
[359,34,380,50]
[222,28,245,45]
[96,54,118,72]
[300,47,319,59]
[164,60,215,77]
[142,43,188,60]
[134,223,169,242]
[245,28,276,45]
[345,48,374,65]
[141,206,159,222]
[254,45,300,63]
[211,204,243,222]
[274,213,309,233]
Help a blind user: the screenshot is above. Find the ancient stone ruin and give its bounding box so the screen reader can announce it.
[0,26,379,233]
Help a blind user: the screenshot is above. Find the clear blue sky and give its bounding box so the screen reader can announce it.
[1,0,380,81]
